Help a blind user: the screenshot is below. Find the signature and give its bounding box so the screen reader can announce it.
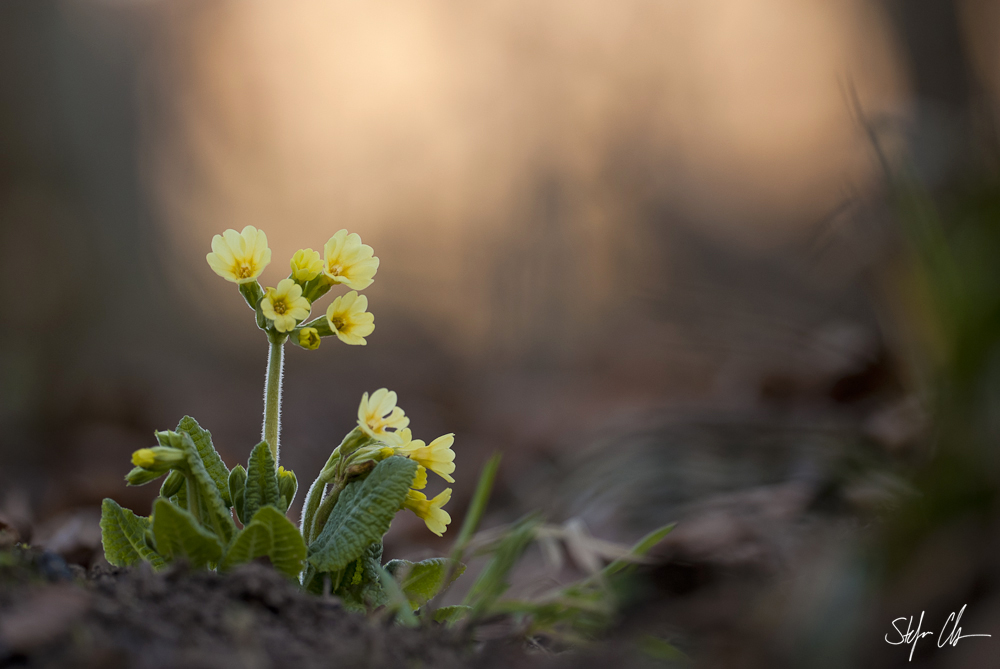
[886,605,991,661]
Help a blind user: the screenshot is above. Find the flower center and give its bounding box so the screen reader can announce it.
[272,299,288,315]
[330,317,346,331]
[236,263,253,278]
[328,262,343,276]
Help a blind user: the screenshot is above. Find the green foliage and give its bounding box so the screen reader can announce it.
[151,498,223,568]
[385,558,466,610]
[335,543,388,610]
[99,499,166,569]
[603,523,675,577]
[433,605,472,624]
[173,430,237,543]
[160,470,185,498]
[243,442,280,523]
[176,416,231,506]
[229,464,248,524]
[221,506,306,579]
[464,515,540,617]
[307,456,417,572]
[377,565,420,626]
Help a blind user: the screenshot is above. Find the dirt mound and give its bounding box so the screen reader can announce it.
[0,548,532,669]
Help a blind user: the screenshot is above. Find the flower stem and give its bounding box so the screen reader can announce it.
[263,337,284,466]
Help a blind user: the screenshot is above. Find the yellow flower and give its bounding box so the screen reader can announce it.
[326,291,375,346]
[358,388,409,442]
[298,327,321,350]
[399,433,456,483]
[404,488,452,536]
[261,278,311,333]
[206,226,271,284]
[290,248,323,283]
[411,465,428,491]
[322,229,379,290]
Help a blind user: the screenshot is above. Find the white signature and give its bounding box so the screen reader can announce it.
[885,605,991,661]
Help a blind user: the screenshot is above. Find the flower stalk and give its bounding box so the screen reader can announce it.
[263,335,285,465]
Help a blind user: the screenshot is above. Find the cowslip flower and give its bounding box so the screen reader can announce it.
[410,465,428,491]
[326,291,375,346]
[323,230,379,290]
[358,389,409,443]
[404,488,452,536]
[206,226,271,284]
[399,433,456,483]
[290,248,323,283]
[262,279,311,333]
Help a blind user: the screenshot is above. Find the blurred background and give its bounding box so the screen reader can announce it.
[1,1,999,666]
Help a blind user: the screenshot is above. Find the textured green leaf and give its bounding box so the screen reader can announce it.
[220,523,271,570]
[335,542,387,610]
[229,464,248,524]
[221,505,305,578]
[244,442,280,523]
[176,416,231,505]
[151,498,223,568]
[433,605,472,624]
[385,558,466,610]
[159,430,236,543]
[307,456,417,572]
[100,499,166,569]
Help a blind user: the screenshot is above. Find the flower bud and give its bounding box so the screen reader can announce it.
[160,470,185,498]
[277,466,298,511]
[297,327,321,350]
[290,248,323,283]
[131,446,185,472]
[126,466,164,486]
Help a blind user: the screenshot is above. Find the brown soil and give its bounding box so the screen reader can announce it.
[0,548,537,669]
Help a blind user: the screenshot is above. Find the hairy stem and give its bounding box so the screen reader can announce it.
[262,338,284,466]
[309,482,346,543]
[300,465,337,544]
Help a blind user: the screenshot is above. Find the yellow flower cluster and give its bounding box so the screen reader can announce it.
[205,227,380,346]
[358,390,456,536]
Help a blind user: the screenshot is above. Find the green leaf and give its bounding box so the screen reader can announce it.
[464,515,540,616]
[334,542,387,610]
[377,566,419,626]
[244,442,280,523]
[603,522,675,577]
[307,456,417,572]
[151,498,223,568]
[221,506,306,579]
[176,416,231,506]
[229,464,247,523]
[385,558,466,610]
[433,605,472,624]
[452,453,501,556]
[100,499,166,569]
[156,430,236,543]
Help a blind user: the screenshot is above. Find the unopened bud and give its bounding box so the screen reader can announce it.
[298,327,321,350]
[131,446,185,472]
[126,466,164,486]
[160,470,185,498]
[277,466,298,511]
